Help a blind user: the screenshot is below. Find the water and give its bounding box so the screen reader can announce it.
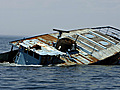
[0,36,120,90]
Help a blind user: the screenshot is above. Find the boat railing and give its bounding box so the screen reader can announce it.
[91,26,120,40]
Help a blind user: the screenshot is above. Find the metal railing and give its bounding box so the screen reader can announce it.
[91,26,120,40]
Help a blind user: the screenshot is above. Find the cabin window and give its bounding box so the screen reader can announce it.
[24,48,28,53]
[34,53,39,59]
[99,41,109,45]
[85,34,95,38]
[28,50,33,56]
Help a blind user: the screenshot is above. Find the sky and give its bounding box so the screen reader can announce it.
[0,0,120,36]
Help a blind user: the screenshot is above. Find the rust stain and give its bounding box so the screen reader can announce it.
[114,52,118,55]
[37,34,57,46]
[70,56,85,64]
[39,34,57,41]
[60,57,71,63]
[77,53,93,62]
[88,55,99,63]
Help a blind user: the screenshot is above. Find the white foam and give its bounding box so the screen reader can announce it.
[0,62,43,67]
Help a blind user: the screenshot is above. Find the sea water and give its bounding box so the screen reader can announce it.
[0,36,120,90]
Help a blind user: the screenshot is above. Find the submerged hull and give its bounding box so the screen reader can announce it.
[0,50,18,63]
[1,26,120,66]
[0,50,120,65]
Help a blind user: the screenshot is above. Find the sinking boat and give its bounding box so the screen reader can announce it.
[0,26,120,66]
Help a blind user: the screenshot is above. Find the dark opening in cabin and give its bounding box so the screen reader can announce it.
[56,38,77,52]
